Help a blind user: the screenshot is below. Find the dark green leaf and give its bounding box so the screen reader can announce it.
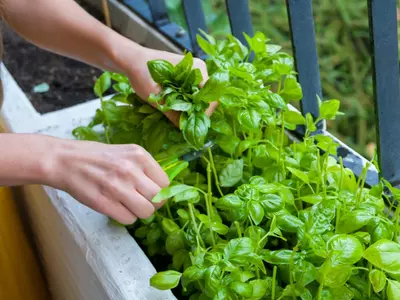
[260,194,284,213]
[161,218,180,235]
[219,159,244,187]
[238,109,262,131]
[182,112,210,150]
[147,60,174,84]
[249,201,264,225]
[182,265,206,287]
[231,281,253,298]
[216,194,243,210]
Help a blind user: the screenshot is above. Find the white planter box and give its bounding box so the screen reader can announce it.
[0,65,175,300]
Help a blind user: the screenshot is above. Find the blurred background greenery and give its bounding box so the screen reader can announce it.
[162,0,400,158]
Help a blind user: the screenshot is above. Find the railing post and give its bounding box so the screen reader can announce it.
[147,0,169,26]
[225,0,253,46]
[368,0,400,185]
[182,0,208,57]
[286,0,323,127]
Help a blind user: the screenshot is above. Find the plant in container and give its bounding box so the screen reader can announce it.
[73,31,400,300]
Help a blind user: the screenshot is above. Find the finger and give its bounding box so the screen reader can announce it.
[135,174,161,202]
[76,186,137,225]
[122,190,155,219]
[141,153,170,188]
[205,101,218,116]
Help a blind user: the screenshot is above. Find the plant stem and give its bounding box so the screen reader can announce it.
[367,262,372,298]
[188,203,205,248]
[100,96,111,144]
[165,200,173,220]
[206,163,216,246]
[272,266,277,300]
[317,283,324,300]
[234,221,242,238]
[208,148,224,197]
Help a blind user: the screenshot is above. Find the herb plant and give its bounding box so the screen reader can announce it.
[73,31,400,300]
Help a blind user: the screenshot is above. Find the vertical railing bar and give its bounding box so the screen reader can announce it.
[182,0,208,57]
[147,0,169,26]
[367,0,400,185]
[225,0,253,46]
[286,0,323,129]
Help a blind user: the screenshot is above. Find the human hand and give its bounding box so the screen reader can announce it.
[47,139,169,225]
[122,46,218,126]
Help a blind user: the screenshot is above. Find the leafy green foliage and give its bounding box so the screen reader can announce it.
[74,31,400,299]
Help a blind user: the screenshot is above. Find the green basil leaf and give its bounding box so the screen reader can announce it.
[216,194,243,210]
[196,34,217,56]
[230,281,253,298]
[327,234,363,265]
[72,127,101,142]
[147,60,174,84]
[260,194,284,213]
[150,270,182,290]
[363,239,400,274]
[275,210,304,233]
[284,110,306,125]
[249,278,273,299]
[317,261,352,288]
[261,249,300,265]
[320,99,340,120]
[224,237,254,263]
[293,259,317,286]
[182,265,206,287]
[219,159,244,187]
[204,265,221,297]
[216,135,240,155]
[280,77,303,102]
[174,52,193,81]
[337,209,373,233]
[174,189,200,203]
[94,72,111,97]
[238,109,262,131]
[249,201,264,225]
[161,218,180,235]
[211,119,234,135]
[387,280,400,300]
[153,184,195,203]
[182,112,210,150]
[194,72,229,103]
[165,231,185,255]
[169,100,193,112]
[369,269,387,293]
[287,167,310,184]
[267,93,287,109]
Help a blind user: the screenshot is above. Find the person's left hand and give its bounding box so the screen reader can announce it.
[123,46,218,126]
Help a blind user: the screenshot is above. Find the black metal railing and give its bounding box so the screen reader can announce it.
[119,0,400,187]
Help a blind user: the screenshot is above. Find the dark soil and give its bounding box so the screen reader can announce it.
[1,0,108,114]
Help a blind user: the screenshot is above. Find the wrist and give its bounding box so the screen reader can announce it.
[103,30,146,76]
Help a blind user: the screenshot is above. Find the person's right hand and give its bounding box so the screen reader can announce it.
[47,139,169,225]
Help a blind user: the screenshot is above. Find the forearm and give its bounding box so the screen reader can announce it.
[0,133,58,186]
[1,0,140,74]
